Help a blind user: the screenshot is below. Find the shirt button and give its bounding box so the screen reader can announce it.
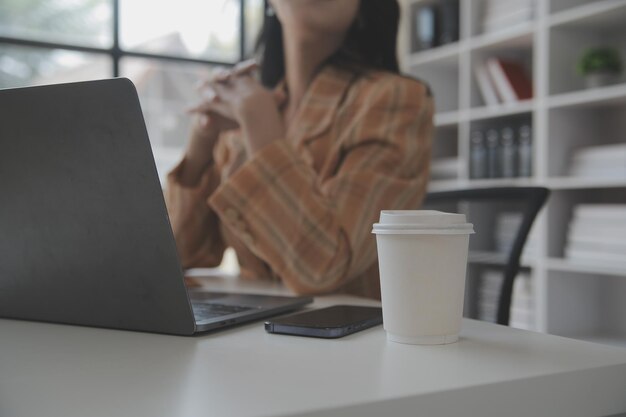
[241,232,255,246]
[225,208,239,222]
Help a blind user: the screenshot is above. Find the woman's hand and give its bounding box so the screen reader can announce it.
[177,65,256,187]
[200,62,287,157]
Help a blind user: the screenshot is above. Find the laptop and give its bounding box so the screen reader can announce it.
[0,78,312,336]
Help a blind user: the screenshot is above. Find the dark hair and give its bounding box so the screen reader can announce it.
[256,0,401,88]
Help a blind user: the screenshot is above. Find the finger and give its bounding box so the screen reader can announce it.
[214,72,232,84]
[199,114,210,128]
[186,92,227,114]
[236,74,256,85]
[233,60,258,76]
[186,100,216,114]
[197,68,231,89]
[211,81,236,102]
[196,68,229,91]
[195,77,210,91]
[186,103,208,114]
[199,97,232,119]
[273,88,287,106]
[200,86,219,101]
[188,102,232,124]
[221,75,256,96]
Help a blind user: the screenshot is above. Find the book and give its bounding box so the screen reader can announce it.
[518,124,533,177]
[571,143,626,161]
[565,249,626,265]
[411,3,439,52]
[438,0,460,45]
[477,270,535,329]
[485,0,534,13]
[567,240,626,256]
[569,164,626,178]
[486,129,501,178]
[483,0,535,19]
[565,203,626,266]
[568,224,626,241]
[568,233,626,245]
[470,130,487,179]
[486,58,533,103]
[475,63,501,106]
[495,212,540,259]
[499,127,517,178]
[483,8,535,32]
[569,143,626,178]
[573,204,626,220]
[483,0,535,33]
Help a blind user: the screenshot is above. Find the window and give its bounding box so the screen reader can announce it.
[0,0,265,182]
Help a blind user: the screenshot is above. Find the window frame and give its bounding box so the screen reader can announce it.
[0,0,254,76]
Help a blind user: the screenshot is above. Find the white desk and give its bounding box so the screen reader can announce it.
[1,275,626,417]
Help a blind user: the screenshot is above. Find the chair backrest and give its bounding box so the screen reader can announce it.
[423,187,549,325]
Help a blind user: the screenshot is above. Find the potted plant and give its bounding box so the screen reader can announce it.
[577,47,623,88]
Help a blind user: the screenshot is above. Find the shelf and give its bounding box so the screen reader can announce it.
[464,178,538,188]
[408,42,461,67]
[401,0,626,348]
[469,250,535,268]
[469,250,508,266]
[547,257,626,277]
[469,100,535,121]
[428,178,540,192]
[548,83,626,109]
[470,22,536,52]
[434,110,462,127]
[430,177,626,191]
[546,177,626,189]
[427,179,464,192]
[550,0,626,29]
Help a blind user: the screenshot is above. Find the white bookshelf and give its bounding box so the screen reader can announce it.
[400,0,626,347]
[468,99,535,121]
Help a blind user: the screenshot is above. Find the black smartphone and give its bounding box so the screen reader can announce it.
[264,305,383,339]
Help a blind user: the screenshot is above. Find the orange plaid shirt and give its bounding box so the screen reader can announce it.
[165,65,433,299]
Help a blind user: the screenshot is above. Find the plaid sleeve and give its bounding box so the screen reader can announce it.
[165,159,226,268]
[208,77,433,294]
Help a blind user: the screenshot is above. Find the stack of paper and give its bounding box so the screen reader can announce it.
[509,274,535,330]
[568,143,626,179]
[482,0,536,34]
[477,270,501,322]
[495,212,539,261]
[477,270,535,330]
[565,204,626,267]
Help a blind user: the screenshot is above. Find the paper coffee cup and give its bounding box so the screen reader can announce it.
[372,210,474,345]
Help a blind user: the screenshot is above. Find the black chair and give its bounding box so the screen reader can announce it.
[423,187,549,326]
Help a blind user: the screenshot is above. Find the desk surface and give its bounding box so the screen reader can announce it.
[1,275,626,417]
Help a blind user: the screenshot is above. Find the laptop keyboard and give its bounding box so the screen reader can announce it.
[192,302,254,321]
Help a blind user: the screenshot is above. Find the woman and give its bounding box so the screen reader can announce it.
[166,0,433,299]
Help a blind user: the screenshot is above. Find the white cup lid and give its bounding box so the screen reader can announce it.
[372,210,475,235]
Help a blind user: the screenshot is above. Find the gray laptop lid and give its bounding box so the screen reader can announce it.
[0,79,196,335]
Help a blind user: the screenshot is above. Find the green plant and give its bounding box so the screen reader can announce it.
[577,47,623,76]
